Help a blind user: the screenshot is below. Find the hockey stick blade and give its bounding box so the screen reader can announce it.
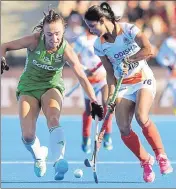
[84,158,93,167]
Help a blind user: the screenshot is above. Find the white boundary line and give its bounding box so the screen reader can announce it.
[2,115,176,126]
[1,161,176,164]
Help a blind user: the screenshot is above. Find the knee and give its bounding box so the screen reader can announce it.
[47,116,59,127]
[22,134,35,143]
[118,125,131,136]
[22,128,35,143]
[135,112,149,127]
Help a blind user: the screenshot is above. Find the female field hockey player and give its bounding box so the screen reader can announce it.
[1,9,104,181]
[84,2,173,183]
[73,25,113,153]
[156,21,176,115]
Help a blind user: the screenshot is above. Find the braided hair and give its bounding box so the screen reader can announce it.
[33,9,65,32]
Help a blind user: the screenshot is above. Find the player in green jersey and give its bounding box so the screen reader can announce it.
[1,9,104,181]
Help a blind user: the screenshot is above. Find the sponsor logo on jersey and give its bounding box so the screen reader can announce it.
[114,44,138,59]
[44,57,50,62]
[32,60,58,71]
[55,54,63,62]
[123,37,131,45]
[35,51,40,55]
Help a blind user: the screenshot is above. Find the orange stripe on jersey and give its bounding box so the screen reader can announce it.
[122,72,142,84]
[118,70,147,84]
[88,72,106,84]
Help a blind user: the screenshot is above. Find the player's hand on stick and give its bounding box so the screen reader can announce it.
[1,57,9,74]
[107,100,116,113]
[91,101,104,121]
[122,63,129,75]
[106,96,116,113]
[117,57,130,76]
[122,56,131,65]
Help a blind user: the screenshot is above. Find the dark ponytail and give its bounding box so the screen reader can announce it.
[84,2,121,23]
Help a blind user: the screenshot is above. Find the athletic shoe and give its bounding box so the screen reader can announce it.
[82,137,91,154]
[54,159,68,180]
[34,146,48,177]
[156,154,173,175]
[141,154,155,183]
[103,133,113,150]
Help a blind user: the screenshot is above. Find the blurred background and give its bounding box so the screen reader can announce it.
[1,0,176,115]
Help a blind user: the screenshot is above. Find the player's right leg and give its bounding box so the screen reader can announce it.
[136,87,173,176]
[41,88,68,180]
[82,99,92,154]
[115,97,155,183]
[19,95,48,177]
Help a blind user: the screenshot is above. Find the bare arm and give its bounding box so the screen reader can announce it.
[99,56,117,99]
[0,32,40,57]
[64,43,97,102]
[128,32,154,63]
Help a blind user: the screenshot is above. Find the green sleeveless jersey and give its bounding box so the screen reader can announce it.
[17,33,67,94]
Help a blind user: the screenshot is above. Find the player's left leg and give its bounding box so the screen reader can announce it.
[135,88,173,175]
[41,88,68,180]
[101,84,113,150]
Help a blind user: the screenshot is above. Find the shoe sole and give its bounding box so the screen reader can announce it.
[162,167,173,175]
[144,172,155,183]
[34,161,47,177]
[54,159,68,180]
[34,147,48,177]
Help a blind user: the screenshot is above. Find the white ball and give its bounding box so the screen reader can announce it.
[74,169,83,178]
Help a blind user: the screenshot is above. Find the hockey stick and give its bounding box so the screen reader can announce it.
[65,62,103,97]
[84,116,99,183]
[84,75,124,179]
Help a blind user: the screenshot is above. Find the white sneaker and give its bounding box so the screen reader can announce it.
[34,146,48,177]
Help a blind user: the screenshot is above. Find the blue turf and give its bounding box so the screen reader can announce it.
[1,115,176,188]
